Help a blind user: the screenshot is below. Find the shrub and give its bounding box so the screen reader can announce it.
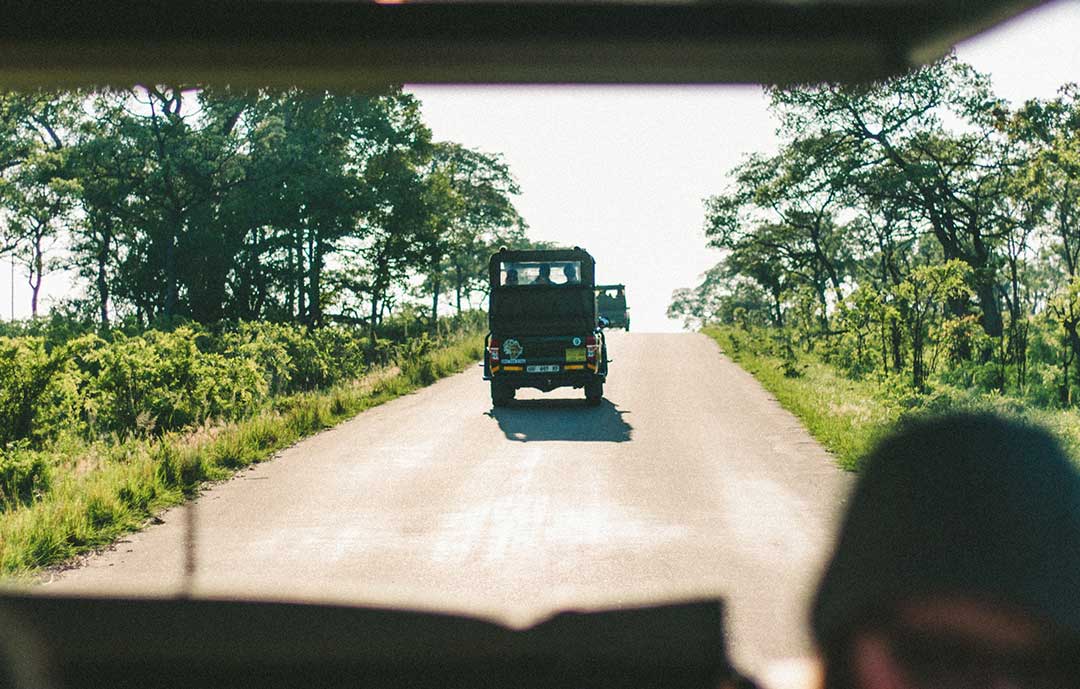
[0,337,81,448]
[0,444,54,510]
[0,312,484,447]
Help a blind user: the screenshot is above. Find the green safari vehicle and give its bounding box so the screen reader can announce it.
[483,247,609,407]
[595,284,630,331]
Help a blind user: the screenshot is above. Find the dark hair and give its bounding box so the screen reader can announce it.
[812,413,1080,654]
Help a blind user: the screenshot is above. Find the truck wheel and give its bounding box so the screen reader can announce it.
[585,381,603,406]
[491,381,514,407]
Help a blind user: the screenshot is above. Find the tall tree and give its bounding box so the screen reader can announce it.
[770,56,1013,337]
[0,91,80,316]
[705,135,851,330]
[67,92,145,329]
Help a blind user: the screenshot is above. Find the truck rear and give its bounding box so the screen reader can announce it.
[483,247,608,406]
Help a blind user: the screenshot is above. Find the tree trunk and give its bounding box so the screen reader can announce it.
[1069,322,1080,391]
[369,292,380,351]
[286,239,296,318]
[308,233,322,327]
[975,280,1004,339]
[1060,320,1077,406]
[890,319,903,373]
[29,230,44,318]
[369,253,389,350]
[455,263,463,313]
[296,229,306,322]
[163,231,177,320]
[816,283,829,331]
[880,317,889,373]
[911,322,924,391]
[97,219,112,330]
[29,273,40,318]
[430,257,441,334]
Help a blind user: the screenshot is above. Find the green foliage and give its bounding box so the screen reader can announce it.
[676,57,1080,413]
[0,87,525,572]
[0,444,53,510]
[0,326,484,576]
[1,88,529,332]
[0,337,77,447]
[706,325,1080,473]
[0,312,486,454]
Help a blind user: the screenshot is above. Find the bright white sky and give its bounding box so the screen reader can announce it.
[4,0,1080,328]
[408,0,1080,332]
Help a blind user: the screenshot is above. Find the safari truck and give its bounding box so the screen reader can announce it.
[595,284,630,331]
[484,247,609,406]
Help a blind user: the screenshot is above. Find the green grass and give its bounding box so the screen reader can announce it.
[0,334,483,578]
[705,326,898,470]
[704,325,1080,471]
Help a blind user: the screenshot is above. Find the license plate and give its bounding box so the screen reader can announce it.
[565,348,586,362]
[526,365,560,373]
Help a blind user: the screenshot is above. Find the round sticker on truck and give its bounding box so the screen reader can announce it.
[503,339,523,359]
[572,337,582,346]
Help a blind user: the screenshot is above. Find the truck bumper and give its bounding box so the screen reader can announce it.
[486,369,604,392]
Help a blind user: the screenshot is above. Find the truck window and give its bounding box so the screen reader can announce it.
[500,261,582,286]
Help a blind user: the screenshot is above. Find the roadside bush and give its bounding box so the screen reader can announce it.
[0,444,53,510]
[83,329,201,436]
[707,323,1080,472]
[222,322,295,396]
[0,312,485,448]
[195,351,269,423]
[0,313,486,576]
[1025,363,1065,408]
[0,337,80,448]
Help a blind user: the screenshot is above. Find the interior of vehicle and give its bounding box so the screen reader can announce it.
[0,1,1052,687]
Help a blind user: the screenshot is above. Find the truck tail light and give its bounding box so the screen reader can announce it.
[488,338,501,362]
[585,335,599,361]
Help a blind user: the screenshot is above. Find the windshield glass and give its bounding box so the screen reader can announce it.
[500,261,582,286]
[2,2,1080,684]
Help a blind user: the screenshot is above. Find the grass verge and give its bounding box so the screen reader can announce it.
[0,334,483,578]
[704,325,1080,471]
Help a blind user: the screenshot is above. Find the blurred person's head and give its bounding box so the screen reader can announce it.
[812,413,1080,689]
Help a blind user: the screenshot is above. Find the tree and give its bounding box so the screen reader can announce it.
[430,143,524,313]
[1008,85,1080,279]
[893,260,973,390]
[2,86,530,334]
[340,94,434,345]
[67,92,144,329]
[770,56,1012,338]
[666,261,773,330]
[0,91,80,317]
[705,137,850,331]
[1047,275,1080,405]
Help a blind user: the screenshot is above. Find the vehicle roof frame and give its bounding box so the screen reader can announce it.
[0,0,1049,87]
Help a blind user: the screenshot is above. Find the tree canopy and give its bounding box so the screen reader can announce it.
[0,87,538,339]
[673,56,1080,401]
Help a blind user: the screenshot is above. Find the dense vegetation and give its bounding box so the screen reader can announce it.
[0,87,536,338]
[0,311,484,453]
[0,86,539,574]
[671,57,1080,427]
[705,325,1080,471]
[0,312,485,574]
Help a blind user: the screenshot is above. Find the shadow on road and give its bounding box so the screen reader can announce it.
[485,398,633,442]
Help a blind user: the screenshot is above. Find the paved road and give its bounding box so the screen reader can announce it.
[44,332,852,674]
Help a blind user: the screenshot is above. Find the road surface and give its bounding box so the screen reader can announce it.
[44,332,852,674]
